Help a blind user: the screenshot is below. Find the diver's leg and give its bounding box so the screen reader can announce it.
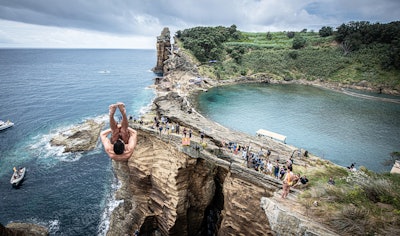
[109,104,119,143]
[117,102,129,143]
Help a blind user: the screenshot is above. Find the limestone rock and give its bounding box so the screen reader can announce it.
[1,222,48,236]
[391,160,400,174]
[50,119,104,152]
[261,197,339,236]
[107,131,216,235]
[153,27,171,75]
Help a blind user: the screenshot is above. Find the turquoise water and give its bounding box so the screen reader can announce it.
[196,83,400,172]
[0,49,156,235]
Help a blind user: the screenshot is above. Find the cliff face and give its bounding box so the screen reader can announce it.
[106,28,339,236]
[107,128,281,236]
[108,130,218,235]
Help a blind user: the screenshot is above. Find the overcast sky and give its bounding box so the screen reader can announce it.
[0,0,399,49]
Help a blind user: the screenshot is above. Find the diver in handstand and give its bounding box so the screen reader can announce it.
[100,102,137,161]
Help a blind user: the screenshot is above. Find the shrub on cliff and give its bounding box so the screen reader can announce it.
[176,25,243,63]
[319,26,333,37]
[292,35,307,49]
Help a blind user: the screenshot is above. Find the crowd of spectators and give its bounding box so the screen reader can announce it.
[131,115,366,199]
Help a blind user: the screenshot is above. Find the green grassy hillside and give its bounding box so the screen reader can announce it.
[176,25,400,91]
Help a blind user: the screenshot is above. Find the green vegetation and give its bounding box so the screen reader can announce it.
[294,160,400,235]
[175,21,400,91]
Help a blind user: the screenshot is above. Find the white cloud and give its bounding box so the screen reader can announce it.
[0,0,398,48]
[0,20,156,48]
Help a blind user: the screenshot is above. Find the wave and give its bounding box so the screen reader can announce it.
[13,218,60,235]
[97,176,123,236]
[47,219,60,234]
[342,89,400,104]
[136,88,156,117]
[98,70,111,74]
[137,102,153,116]
[28,115,108,164]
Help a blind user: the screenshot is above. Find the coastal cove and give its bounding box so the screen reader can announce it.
[195,83,400,172]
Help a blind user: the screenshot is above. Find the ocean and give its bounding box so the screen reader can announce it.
[0,49,156,235]
[196,83,400,172]
[1,49,399,235]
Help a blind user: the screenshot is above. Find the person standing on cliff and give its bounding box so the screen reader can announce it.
[100,102,137,161]
[274,160,280,179]
[281,169,299,199]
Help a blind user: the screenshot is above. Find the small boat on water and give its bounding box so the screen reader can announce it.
[0,120,14,131]
[10,167,26,187]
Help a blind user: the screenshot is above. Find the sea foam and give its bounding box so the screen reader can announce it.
[97,177,123,236]
[28,115,108,164]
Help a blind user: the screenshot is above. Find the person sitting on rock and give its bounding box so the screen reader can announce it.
[100,102,137,161]
[294,175,309,188]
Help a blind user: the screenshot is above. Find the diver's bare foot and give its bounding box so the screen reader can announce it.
[116,102,126,114]
[109,104,117,115]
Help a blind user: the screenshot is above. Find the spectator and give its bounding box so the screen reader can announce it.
[281,169,299,199]
[242,148,247,160]
[287,159,293,171]
[280,167,287,180]
[274,161,280,179]
[258,148,264,157]
[294,175,309,188]
[266,160,273,174]
[328,176,335,185]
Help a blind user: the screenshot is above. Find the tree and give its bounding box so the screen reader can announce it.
[292,36,306,49]
[229,24,237,35]
[287,31,295,38]
[339,40,352,55]
[266,32,272,40]
[178,26,231,62]
[175,30,182,38]
[319,26,333,37]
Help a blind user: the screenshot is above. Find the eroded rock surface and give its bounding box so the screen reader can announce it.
[107,130,217,235]
[153,27,171,75]
[1,222,48,236]
[50,119,105,152]
[261,197,339,236]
